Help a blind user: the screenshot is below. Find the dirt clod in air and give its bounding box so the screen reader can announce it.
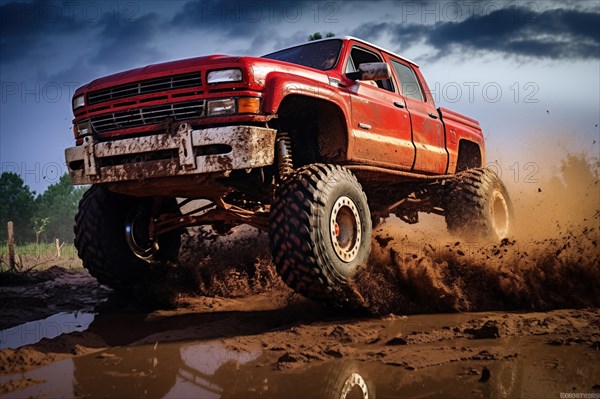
[353,223,599,315]
[352,153,600,315]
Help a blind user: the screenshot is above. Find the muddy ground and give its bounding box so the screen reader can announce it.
[1,155,599,398]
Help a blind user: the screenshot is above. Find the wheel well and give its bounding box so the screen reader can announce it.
[274,95,347,167]
[456,140,482,171]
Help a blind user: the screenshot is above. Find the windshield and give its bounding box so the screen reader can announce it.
[262,39,343,71]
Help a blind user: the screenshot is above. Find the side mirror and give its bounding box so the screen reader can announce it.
[347,62,391,81]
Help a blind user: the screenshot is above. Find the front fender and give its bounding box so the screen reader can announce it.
[262,72,351,119]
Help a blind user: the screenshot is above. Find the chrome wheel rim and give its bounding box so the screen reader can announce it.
[330,196,362,263]
[340,372,369,399]
[125,209,160,262]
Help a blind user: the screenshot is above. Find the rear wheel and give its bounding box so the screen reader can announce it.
[445,168,513,240]
[74,185,181,290]
[269,164,372,301]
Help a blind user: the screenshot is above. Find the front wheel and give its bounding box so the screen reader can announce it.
[74,185,181,290]
[445,168,514,241]
[269,164,372,301]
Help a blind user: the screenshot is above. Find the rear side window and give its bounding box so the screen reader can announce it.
[391,60,424,101]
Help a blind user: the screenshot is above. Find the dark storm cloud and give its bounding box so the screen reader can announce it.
[170,0,308,56]
[428,6,600,59]
[353,6,600,60]
[1,1,168,75]
[351,22,388,42]
[172,0,249,34]
[170,0,318,37]
[353,21,427,46]
[0,0,86,62]
[91,12,164,69]
[44,11,165,87]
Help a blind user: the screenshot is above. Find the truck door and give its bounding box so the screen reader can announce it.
[390,59,447,174]
[344,45,414,170]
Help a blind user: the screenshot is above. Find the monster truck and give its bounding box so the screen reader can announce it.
[66,36,512,300]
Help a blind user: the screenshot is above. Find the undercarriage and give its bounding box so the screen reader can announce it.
[139,176,453,242]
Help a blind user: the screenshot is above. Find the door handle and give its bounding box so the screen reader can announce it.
[428,112,439,119]
[393,101,405,109]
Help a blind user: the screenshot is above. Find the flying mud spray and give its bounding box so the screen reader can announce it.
[171,146,599,315]
[352,147,600,314]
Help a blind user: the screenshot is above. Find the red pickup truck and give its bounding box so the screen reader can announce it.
[67,36,512,300]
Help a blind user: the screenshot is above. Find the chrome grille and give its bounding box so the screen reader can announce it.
[90,100,206,133]
[87,72,201,105]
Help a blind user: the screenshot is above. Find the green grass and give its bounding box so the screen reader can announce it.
[0,242,83,271]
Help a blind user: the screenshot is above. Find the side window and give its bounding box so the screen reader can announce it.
[391,60,424,102]
[346,47,394,92]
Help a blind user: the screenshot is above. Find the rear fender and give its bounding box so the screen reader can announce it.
[439,107,485,173]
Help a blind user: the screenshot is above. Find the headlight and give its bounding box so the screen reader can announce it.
[207,98,236,116]
[75,119,92,136]
[72,95,85,110]
[207,69,242,84]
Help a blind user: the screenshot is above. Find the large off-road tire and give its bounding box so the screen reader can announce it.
[269,164,372,300]
[74,185,181,290]
[445,168,513,240]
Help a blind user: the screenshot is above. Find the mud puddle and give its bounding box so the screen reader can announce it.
[2,310,598,398]
[0,266,110,330]
[0,340,262,398]
[0,311,96,350]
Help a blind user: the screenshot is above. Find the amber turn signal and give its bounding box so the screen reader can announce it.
[237,97,261,114]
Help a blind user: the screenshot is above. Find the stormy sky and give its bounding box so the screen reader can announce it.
[1,0,599,193]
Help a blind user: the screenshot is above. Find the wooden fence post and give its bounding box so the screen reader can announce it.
[55,238,61,258]
[7,221,16,271]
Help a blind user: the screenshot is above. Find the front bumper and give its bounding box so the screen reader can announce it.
[65,124,276,185]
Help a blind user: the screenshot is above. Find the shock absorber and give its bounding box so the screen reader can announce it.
[275,131,294,181]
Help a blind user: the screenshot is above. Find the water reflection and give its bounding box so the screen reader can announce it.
[168,343,261,398]
[0,312,95,349]
[3,339,377,399]
[6,337,599,399]
[2,313,598,398]
[3,359,75,398]
[71,342,380,399]
[73,341,264,398]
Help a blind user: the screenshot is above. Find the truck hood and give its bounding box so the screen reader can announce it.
[78,55,240,93]
[76,54,334,96]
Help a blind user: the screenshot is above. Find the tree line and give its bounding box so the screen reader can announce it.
[308,32,335,41]
[0,172,86,244]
